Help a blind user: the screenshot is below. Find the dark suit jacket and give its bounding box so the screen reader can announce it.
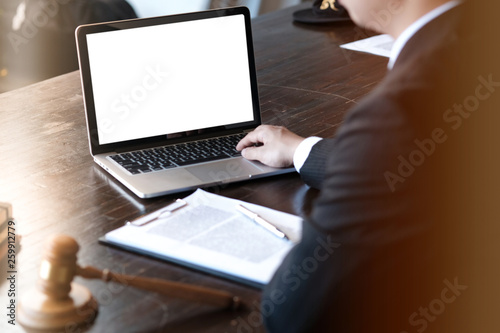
[262,4,500,332]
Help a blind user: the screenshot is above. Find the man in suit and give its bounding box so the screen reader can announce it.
[237,0,500,331]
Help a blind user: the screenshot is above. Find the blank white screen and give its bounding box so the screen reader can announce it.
[86,14,254,145]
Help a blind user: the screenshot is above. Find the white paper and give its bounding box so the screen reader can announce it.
[104,189,303,286]
[341,34,394,58]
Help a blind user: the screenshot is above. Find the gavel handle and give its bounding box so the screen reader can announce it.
[76,265,241,310]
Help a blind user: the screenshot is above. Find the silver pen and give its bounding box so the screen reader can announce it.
[127,199,188,227]
[236,204,289,241]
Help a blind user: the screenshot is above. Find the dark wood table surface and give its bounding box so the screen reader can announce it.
[0,3,387,332]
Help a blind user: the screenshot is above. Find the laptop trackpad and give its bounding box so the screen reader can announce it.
[186,159,263,182]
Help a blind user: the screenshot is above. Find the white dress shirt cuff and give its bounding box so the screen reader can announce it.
[293,136,323,172]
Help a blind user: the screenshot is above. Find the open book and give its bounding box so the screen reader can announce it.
[100,189,303,288]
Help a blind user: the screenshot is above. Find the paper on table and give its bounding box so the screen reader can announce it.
[102,189,303,287]
[341,34,394,58]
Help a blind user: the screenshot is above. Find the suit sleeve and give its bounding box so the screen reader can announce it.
[261,94,437,332]
[298,138,337,189]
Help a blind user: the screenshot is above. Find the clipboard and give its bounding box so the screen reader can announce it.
[99,189,302,288]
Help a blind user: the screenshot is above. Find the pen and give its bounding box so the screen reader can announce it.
[236,204,289,241]
[127,199,188,227]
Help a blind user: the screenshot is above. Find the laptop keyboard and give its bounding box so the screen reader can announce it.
[109,133,246,175]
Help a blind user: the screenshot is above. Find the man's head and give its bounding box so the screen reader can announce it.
[339,0,452,37]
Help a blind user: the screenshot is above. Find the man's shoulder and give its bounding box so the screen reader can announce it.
[395,4,463,69]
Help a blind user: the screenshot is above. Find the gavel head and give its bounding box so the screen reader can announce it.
[37,234,79,299]
[18,234,98,332]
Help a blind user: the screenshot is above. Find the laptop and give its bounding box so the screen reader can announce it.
[76,7,294,198]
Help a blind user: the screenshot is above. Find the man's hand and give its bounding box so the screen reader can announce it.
[236,125,305,168]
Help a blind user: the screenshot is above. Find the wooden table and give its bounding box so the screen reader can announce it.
[0,3,387,332]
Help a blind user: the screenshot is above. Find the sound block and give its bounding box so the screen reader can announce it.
[18,282,98,332]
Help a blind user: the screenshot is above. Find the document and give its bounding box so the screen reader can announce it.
[341,34,394,58]
[101,189,302,287]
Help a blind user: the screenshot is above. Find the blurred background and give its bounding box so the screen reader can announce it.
[0,0,305,93]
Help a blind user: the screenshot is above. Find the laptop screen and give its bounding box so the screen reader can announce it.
[82,11,256,146]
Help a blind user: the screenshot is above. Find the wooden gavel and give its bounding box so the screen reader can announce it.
[18,234,241,332]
